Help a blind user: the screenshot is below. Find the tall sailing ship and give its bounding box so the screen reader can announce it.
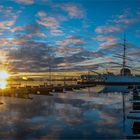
[79,36,140,85]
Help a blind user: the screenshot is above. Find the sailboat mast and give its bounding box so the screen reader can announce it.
[122,34,126,75]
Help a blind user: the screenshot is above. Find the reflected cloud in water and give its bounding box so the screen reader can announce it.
[0,86,131,139]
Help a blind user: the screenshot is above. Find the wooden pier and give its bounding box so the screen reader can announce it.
[0,82,96,98]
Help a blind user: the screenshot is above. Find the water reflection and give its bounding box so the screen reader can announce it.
[0,86,131,139]
[101,85,130,93]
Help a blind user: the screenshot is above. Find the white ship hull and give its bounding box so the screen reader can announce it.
[79,74,140,85]
[101,75,140,84]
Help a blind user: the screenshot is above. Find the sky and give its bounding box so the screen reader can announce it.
[0,0,140,73]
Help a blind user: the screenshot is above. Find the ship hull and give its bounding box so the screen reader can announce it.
[102,75,140,85]
[79,75,140,85]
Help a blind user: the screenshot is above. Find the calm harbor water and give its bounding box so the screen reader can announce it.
[0,85,133,139]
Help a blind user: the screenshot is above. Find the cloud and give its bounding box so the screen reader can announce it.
[56,36,85,46]
[95,26,123,34]
[95,10,140,34]
[111,10,140,25]
[0,6,17,18]
[36,3,86,36]
[93,9,140,65]
[93,35,119,49]
[0,38,29,48]
[3,36,139,72]
[0,38,14,47]
[36,11,61,30]
[8,41,54,72]
[54,46,83,57]
[93,35,118,42]
[128,46,140,58]
[36,11,64,36]
[12,0,34,5]
[5,36,98,72]
[11,24,47,39]
[60,3,85,19]
[0,5,20,33]
[0,3,139,72]
[37,17,58,29]
[37,11,47,17]
[0,21,15,30]
[11,26,25,32]
[0,30,44,48]
[50,29,64,36]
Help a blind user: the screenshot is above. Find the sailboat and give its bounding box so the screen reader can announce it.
[79,35,140,86]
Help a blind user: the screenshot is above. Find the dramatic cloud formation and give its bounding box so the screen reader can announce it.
[0,1,139,73]
[8,41,53,72]
[7,41,95,71]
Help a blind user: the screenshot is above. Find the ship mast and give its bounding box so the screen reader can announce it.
[122,34,126,75]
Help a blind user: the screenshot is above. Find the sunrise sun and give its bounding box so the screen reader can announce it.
[0,71,10,89]
[0,71,10,80]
